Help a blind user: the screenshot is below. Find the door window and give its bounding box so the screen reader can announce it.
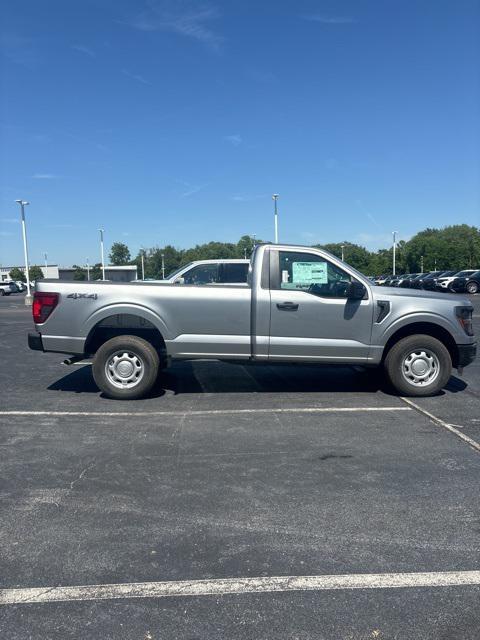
[182,264,220,285]
[222,263,249,283]
[276,251,353,298]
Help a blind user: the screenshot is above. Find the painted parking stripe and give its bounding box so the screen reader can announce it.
[401,397,480,453]
[0,407,412,418]
[2,571,480,606]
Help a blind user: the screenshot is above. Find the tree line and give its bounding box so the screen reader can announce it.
[10,225,480,282]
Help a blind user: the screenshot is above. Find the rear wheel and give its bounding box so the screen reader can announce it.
[92,335,159,400]
[466,281,478,294]
[384,334,452,397]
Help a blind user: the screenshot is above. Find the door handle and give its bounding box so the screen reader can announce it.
[276,302,299,311]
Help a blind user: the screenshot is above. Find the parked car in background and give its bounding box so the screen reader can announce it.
[401,273,427,288]
[436,270,478,292]
[450,270,480,295]
[0,282,15,296]
[165,259,249,285]
[374,275,389,285]
[410,271,444,289]
[15,281,27,292]
[422,271,457,291]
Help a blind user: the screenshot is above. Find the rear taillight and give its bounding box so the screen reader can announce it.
[455,306,474,337]
[33,292,59,324]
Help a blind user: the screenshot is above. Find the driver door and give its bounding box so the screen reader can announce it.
[268,250,373,362]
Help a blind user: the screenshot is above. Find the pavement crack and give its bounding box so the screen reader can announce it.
[69,462,96,491]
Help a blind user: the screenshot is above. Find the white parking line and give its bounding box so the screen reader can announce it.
[401,397,480,453]
[0,407,412,418]
[1,570,479,605]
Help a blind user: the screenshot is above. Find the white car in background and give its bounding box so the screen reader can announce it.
[164,259,250,285]
[436,269,478,291]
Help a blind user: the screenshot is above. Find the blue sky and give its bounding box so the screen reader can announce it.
[1,0,479,267]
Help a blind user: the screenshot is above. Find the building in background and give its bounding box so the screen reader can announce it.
[1,264,137,282]
[0,265,59,282]
[58,265,137,282]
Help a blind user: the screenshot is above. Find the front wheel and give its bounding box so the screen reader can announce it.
[92,335,159,400]
[466,281,478,294]
[384,335,452,397]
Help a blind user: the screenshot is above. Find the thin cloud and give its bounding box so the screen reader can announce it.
[224,134,242,147]
[32,173,58,179]
[122,69,151,85]
[122,2,223,52]
[72,44,96,58]
[178,180,208,198]
[304,15,355,24]
[0,218,19,224]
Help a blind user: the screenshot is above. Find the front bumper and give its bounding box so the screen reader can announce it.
[457,343,477,368]
[28,332,44,352]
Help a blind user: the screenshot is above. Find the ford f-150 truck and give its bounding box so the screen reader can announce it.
[28,243,476,400]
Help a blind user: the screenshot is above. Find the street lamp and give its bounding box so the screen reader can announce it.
[141,251,145,280]
[161,253,165,279]
[44,252,48,274]
[86,258,90,281]
[272,194,279,243]
[15,200,32,305]
[98,228,105,280]
[341,244,345,261]
[392,231,398,276]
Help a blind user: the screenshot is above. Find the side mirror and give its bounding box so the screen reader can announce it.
[346,281,366,299]
[174,277,185,285]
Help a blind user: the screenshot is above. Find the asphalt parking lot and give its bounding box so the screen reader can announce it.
[1,293,479,639]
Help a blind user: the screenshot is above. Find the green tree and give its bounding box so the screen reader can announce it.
[109,242,131,265]
[9,267,26,282]
[72,265,86,281]
[90,263,103,280]
[29,265,44,281]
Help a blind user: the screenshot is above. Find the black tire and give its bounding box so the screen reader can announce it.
[466,281,478,294]
[384,334,452,397]
[92,335,159,400]
[0,289,4,296]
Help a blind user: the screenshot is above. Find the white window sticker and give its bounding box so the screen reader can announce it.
[292,261,328,285]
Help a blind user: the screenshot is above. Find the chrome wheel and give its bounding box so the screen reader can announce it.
[105,350,144,389]
[466,282,478,294]
[401,349,440,387]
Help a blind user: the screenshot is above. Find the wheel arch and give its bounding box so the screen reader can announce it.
[84,310,168,363]
[381,322,459,367]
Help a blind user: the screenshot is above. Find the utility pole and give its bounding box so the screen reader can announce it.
[421,255,424,272]
[86,258,90,281]
[341,244,345,261]
[141,252,145,280]
[161,253,165,279]
[99,228,105,280]
[392,231,397,275]
[15,200,32,305]
[44,253,48,275]
[272,194,279,243]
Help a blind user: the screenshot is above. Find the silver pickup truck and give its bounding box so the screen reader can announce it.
[29,243,476,399]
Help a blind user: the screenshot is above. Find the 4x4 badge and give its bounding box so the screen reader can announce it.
[67,293,98,299]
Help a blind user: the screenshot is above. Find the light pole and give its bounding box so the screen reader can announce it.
[44,252,48,275]
[15,200,32,305]
[99,228,105,280]
[161,253,165,279]
[141,251,145,280]
[272,194,279,243]
[392,231,397,275]
[421,255,424,272]
[86,258,90,281]
[341,244,345,261]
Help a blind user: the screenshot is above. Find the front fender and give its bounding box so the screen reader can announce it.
[376,311,462,345]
